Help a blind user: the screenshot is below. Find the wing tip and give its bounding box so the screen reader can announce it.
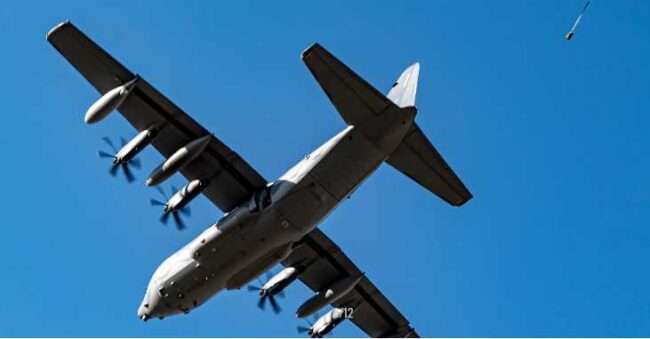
[301,42,324,60]
[405,327,420,338]
[451,192,473,207]
[46,20,72,41]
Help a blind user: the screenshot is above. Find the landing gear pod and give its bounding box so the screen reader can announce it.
[146,135,211,186]
[84,77,138,124]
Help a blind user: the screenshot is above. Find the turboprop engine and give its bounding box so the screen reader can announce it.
[163,179,207,212]
[247,266,302,313]
[85,77,138,124]
[296,273,363,318]
[146,135,211,186]
[98,125,162,182]
[297,308,348,338]
[114,125,161,163]
[150,179,208,230]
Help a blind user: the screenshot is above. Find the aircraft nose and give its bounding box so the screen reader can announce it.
[137,304,150,321]
[137,299,153,321]
[137,288,161,321]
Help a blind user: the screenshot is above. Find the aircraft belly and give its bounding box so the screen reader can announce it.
[169,126,402,313]
[225,242,293,289]
[277,127,385,234]
[307,127,385,201]
[189,210,297,296]
[275,178,337,234]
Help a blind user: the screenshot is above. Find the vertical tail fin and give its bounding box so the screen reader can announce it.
[387,63,420,108]
[301,44,471,206]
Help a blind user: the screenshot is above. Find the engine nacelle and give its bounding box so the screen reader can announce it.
[146,135,211,186]
[260,266,300,297]
[165,179,207,212]
[115,124,162,164]
[85,77,138,124]
[296,273,363,318]
[309,308,347,338]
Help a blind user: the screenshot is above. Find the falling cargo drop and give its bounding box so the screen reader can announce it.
[565,1,590,41]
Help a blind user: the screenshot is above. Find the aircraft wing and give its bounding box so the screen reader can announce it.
[47,21,266,212]
[283,228,419,338]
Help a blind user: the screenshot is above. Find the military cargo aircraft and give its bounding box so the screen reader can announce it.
[47,21,472,337]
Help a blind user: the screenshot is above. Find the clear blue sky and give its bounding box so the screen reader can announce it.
[1,0,649,336]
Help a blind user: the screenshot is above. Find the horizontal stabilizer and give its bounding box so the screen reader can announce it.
[302,43,396,126]
[387,124,472,206]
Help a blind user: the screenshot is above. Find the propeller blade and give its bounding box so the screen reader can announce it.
[268,295,281,314]
[120,136,127,147]
[150,199,166,207]
[297,326,310,334]
[160,212,170,225]
[156,186,167,199]
[102,137,117,152]
[247,285,261,292]
[257,295,267,310]
[172,212,185,230]
[98,150,115,159]
[179,206,191,217]
[311,313,320,324]
[109,164,119,177]
[129,157,141,169]
[122,163,135,183]
[171,185,179,194]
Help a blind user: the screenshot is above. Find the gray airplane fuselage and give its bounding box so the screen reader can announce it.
[137,107,416,320]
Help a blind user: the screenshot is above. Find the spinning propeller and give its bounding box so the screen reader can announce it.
[97,137,141,183]
[296,313,322,337]
[247,273,285,314]
[150,186,191,230]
